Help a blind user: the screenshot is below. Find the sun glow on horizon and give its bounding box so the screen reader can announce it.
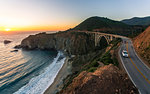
[0,24,76,33]
[5,28,11,32]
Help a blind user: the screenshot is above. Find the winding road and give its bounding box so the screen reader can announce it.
[119,38,150,94]
[77,31,150,93]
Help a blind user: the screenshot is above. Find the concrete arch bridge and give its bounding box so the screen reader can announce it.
[77,31,123,46]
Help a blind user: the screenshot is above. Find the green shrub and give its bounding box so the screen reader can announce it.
[113,57,119,66]
[88,67,97,72]
[83,60,99,71]
[145,45,150,51]
[100,52,114,65]
[91,61,99,67]
[104,59,113,64]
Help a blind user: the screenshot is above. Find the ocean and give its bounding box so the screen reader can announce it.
[0,32,66,94]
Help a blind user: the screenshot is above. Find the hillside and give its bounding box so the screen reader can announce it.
[60,64,138,94]
[72,16,143,36]
[122,16,150,26]
[134,26,150,63]
[73,16,130,30]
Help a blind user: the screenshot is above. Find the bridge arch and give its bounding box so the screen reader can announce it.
[95,33,114,46]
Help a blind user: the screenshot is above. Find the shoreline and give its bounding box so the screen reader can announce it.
[44,56,72,94]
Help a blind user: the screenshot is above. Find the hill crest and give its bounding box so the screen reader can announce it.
[122,16,150,26]
[73,16,130,31]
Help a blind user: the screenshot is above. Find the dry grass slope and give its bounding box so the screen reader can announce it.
[134,26,150,63]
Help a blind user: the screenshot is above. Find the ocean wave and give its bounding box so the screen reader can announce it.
[13,52,66,94]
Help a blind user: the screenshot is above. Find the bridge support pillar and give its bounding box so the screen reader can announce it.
[110,36,113,41]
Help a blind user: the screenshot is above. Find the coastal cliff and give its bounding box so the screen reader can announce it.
[20,31,107,55]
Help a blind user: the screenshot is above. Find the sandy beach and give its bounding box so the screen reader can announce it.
[44,57,72,94]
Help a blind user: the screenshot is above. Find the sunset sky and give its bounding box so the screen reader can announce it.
[0,0,150,32]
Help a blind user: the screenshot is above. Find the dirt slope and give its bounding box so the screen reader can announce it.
[60,64,138,94]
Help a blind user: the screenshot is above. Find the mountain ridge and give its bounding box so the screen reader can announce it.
[122,16,150,26]
[71,16,144,36]
[73,16,131,31]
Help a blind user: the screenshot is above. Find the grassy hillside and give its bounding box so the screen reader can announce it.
[73,16,130,31]
[72,16,144,36]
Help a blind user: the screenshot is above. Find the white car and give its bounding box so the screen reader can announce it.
[122,50,128,57]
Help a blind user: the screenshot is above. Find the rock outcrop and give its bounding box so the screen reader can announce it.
[60,64,138,94]
[134,26,150,62]
[4,40,12,44]
[19,31,106,55]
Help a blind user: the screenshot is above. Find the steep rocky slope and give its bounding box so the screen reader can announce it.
[19,31,107,55]
[134,26,150,62]
[60,64,138,94]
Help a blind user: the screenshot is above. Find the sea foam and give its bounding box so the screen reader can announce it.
[14,52,66,94]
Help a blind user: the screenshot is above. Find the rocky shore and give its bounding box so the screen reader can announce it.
[4,40,12,44]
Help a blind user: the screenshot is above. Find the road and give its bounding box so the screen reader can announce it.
[119,38,150,94]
